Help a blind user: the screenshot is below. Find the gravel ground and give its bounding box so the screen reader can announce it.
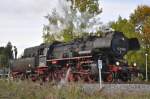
[81,84,150,95]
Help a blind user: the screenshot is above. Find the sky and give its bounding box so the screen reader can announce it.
[0,0,150,56]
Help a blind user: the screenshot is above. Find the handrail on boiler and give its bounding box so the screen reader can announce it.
[47,56,92,61]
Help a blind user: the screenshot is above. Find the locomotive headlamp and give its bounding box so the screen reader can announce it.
[28,64,31,67]
[133,62,137,67]
[122,37,125,40]
[52,60,57,64]
[116,61,120,66]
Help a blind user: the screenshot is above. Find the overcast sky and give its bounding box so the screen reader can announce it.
[0,0,150,56]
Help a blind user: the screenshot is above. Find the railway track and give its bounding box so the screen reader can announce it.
[57,80,150,95]
[81,83,150,94]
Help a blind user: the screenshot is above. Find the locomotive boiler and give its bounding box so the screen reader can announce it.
[11,31,140,82]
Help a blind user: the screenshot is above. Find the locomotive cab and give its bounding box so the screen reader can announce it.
[38,44,49,67]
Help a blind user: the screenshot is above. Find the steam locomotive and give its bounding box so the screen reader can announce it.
[10,31,140,82]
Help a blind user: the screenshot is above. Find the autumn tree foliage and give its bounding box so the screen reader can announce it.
[43,0,102,43]
[143,16,150,46]
[68,0,101,15]
[110,16,136,38]
[130,5,150,25]
[130,5,150,46]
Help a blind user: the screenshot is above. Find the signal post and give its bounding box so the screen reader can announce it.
[98,60,102,89]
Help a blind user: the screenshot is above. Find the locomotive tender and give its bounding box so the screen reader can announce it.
[11,31,140,82]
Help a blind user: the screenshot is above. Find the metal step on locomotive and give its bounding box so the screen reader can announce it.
[10,31,140,83]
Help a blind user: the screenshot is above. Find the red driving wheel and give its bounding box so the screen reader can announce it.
[107,73,113,82]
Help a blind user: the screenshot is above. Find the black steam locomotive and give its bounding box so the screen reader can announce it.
[10,31,140,82]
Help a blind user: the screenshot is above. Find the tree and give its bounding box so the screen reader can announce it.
[130,5,150,46]
[0,42,14,68]
[43,26,56,43]
[68,0,101,14]
[0,54,8,68]
[110,16,137,38]
[0,47,5,67]
[143,16,150,46]
[130,5,150,25]
[5,42,13,60]
[43,0,102,43]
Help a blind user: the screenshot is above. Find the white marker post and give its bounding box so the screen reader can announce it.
[98,60,102,89]
[145,53,148,82]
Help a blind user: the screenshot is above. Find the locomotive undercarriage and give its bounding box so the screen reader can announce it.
[11,56,134,83]
[45,56,99,83]
[10,53,136,83]
[28,55,132,83]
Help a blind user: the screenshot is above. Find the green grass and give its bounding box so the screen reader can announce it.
[0,80,150,99]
